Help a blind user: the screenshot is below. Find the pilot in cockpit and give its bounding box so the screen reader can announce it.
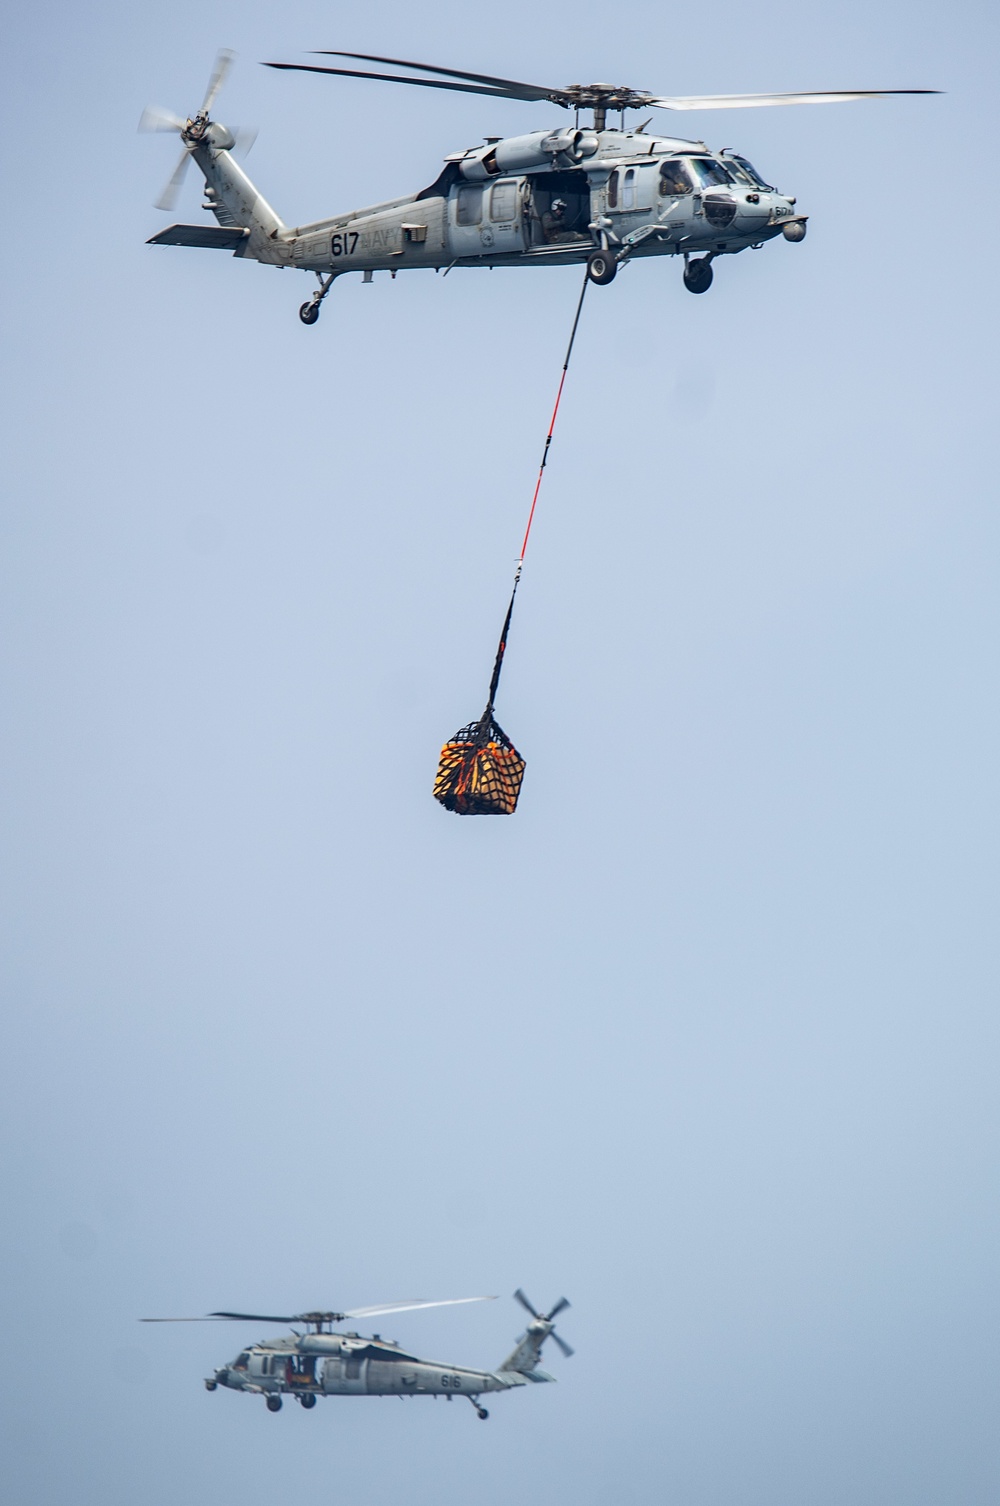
[659,161,692,197]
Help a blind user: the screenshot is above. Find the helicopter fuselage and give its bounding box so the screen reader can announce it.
[207,1330,549,1407]
[149,125,806,291]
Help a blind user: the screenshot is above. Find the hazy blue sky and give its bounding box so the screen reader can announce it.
[2,2,998,1503]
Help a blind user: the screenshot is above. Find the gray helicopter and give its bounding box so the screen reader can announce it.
[142,1290,572,1419]
[140,51,936,323]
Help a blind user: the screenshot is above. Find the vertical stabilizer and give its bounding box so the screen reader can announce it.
[191,142,285,246]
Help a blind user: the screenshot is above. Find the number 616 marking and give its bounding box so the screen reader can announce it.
[441,1374,462,1389]
[331,232,359,256]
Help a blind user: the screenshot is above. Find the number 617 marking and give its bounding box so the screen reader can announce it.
[331,232,359,256]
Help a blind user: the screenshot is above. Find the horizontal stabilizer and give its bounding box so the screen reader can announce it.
[147,224,249,250]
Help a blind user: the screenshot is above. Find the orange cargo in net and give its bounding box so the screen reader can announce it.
[433,718,526,816]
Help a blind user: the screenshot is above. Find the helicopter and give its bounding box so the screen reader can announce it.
[142,1289,572,1419]
[140,50,937,323]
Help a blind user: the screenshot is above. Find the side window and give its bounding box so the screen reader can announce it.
[490,180,517,222]
[622,168,636,210]
[345,1355,363,1379]
[659,160,693,196]
[607,170,618,209]
[456,185,483,226]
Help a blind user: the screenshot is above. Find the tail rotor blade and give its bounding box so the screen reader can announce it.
[156,146,191,211]
[513,1288,540,1320]
[232,126,258,160]
[551,1330,575,1358]
[201,49,234,116]
[139,105,186,133]
[545,1296,570,1322]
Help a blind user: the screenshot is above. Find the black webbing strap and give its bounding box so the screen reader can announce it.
[479,580,519,733]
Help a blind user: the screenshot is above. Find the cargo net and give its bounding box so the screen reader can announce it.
[433,713,526,816]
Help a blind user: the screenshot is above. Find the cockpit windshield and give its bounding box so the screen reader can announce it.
[719,157,754,186]
[728,155,773,190]
[685,158,736,189]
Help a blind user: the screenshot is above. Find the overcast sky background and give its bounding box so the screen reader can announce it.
[2,2,998,1503]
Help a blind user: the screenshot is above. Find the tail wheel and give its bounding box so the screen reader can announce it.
[299,302,320,325]
[586,251,617,286]
[477,1407,489,1420]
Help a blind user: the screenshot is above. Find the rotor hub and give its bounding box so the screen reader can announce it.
[560,84,652,111]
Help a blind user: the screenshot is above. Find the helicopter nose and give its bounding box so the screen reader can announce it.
[736,191,771,224]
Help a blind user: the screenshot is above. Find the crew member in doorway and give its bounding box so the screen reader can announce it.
[541,198,570,243]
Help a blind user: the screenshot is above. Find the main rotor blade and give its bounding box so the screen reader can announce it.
[649,88,939,111]
[143,1299,496,1324]
[264,61,562,104]
[201,49,234,116]
[513,1288,541,1319]
[343,1296,497,1319]
[314,50,562,102]
[545,1296,571,1322]
[208,1311,299,1323]
[140,1314,293,1323]
[139,105,186,133]
[155,147,191,211]
[551,1330,575,1358]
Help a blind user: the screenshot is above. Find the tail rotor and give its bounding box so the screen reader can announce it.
[512,1289,574,1359]
[139,49,253,212]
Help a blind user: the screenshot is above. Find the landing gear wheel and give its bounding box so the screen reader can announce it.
[299,302,320,325]
[683,257,714,294]
[477,1407,489,1420]
[204,1380,217,1391]
[587,251,617,286]
[266,1395,283,1412]
[298,1393,317,1409]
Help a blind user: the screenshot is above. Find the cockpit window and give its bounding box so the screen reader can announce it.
[235,1352,250,1368]
[686,158,736,188]
[658,160,693,196]
[720,157,755,186]
[729,155,772,189]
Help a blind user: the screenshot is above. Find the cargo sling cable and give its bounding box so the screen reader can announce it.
[433,270,590,815]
